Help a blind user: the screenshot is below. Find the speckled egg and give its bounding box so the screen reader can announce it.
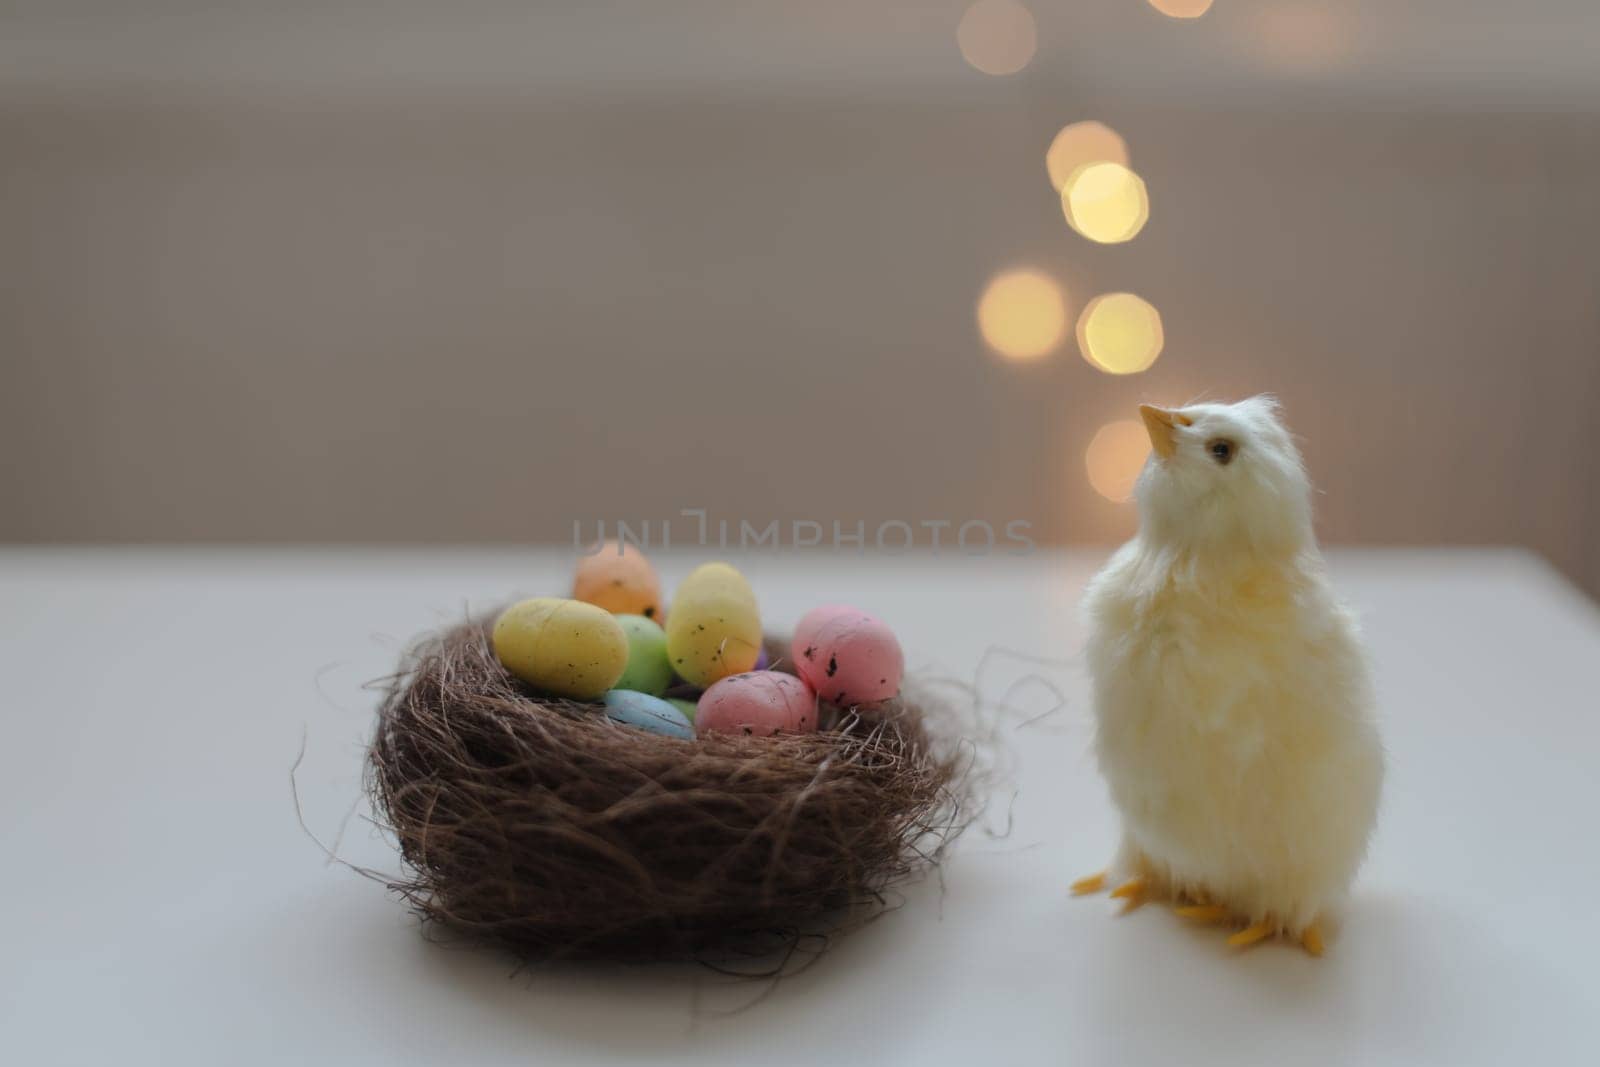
[791,605,904,706]
[665,562,762,688]
[696,671,818,737]
[492,598,628,700]
[790,604,854,662]
[613,614,674,696]
[573,541,663,620]
[601,689,694,739]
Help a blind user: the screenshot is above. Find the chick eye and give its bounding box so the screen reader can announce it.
[1206,438,1236,465]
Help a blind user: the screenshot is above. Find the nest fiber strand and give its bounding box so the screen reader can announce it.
[368,618,971,961]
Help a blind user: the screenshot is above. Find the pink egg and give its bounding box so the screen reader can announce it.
[793,607,903,706]
[790,604,857,667]
[696,671,818,737]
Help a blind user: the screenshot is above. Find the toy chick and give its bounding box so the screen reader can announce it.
[1074,397,1383,955]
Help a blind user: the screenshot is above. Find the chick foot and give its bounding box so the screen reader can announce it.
[1109,876,1147,912]
[1070,871,1107,895]
[1070,871,1148,913]
[1216,918,1326,956]
[1106,877,1148,914]
[1226,922,1274,949]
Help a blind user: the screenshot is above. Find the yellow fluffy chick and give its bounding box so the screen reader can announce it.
[1075,397,1382,955]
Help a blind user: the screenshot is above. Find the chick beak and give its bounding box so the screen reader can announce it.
[1138,404,1192,459]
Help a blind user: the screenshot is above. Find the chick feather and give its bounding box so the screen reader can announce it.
[1082,396,1383,938]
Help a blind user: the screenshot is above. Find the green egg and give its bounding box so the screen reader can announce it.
[667,698,699,725]
[613,614,674,696]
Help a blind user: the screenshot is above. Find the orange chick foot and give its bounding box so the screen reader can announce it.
[1226,921,1274,950]
[1070,871,1107,895]
[1109,876,1145,900]
[1109,877,1147,913]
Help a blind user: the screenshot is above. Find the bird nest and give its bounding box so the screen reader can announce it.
[367,616,975,962]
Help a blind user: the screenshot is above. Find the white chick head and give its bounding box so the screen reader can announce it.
[1133,395,1312,558]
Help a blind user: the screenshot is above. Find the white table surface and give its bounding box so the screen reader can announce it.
[3,546,1597,1065]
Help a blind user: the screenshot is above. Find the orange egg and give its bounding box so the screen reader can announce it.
[572,541,663,620]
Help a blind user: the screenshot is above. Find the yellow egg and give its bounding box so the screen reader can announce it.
[491,597,628,700]
[665,563,761,688]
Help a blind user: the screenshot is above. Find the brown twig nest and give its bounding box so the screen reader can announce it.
[367,616,975,962]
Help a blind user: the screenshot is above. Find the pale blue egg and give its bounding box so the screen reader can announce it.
[601,689,694,739]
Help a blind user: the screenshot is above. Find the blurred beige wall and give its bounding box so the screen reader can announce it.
[3,13,1599,595]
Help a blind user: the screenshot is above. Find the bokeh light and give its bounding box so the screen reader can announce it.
[1148,0,1214,18]
[1249,3,1355,73]
[1045,120,1129,193]
[957,0,1038,76]
[1086,420,1152,502]
[977,269,1067,362]
[1077,293,1165,375]
[1061,161,1150,244]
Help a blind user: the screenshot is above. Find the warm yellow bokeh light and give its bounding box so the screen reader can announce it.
[957,0,1038,76]
[1077,293,1165,375]
[1062,161,1150,244]
[1250,3,1355,73]
[1086,420,1152,502]
[977,269,1067,362]
[1045,120,1129,193]
[1148,0,1215,18]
